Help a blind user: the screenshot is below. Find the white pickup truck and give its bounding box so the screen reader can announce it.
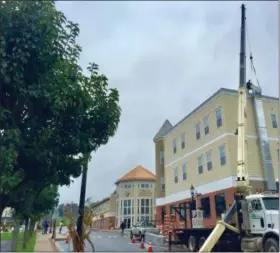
[130,221,159,240]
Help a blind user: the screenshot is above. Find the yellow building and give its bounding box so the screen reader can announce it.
[92,193,117,230]
[154,88,279,228]
[115,165,156,229]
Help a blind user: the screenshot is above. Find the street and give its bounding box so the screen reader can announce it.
[56,231,167,252]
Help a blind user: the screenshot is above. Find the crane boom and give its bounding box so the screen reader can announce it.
[235,4,251,195]
[235,86,250,194]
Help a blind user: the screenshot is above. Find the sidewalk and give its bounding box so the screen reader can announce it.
[34,233,58,252]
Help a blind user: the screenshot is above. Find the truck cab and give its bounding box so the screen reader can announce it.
[244,194,279,252]
[246,194,279,233]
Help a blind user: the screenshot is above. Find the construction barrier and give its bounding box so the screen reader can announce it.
[144,232,165,247]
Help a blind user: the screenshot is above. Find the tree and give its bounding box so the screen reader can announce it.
[9,185,59,250]
[0,0,121,215]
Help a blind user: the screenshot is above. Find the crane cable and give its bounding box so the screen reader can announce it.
[245,21,260,87]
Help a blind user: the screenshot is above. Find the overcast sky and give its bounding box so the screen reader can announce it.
[56,1,278,204]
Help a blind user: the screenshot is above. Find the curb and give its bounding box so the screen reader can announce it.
[54,241,63,252]
[47,235,59,252]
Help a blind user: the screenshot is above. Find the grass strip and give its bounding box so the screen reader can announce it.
[16,232,37,252]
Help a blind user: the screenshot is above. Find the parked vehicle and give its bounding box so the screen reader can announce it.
[130,221,159,240]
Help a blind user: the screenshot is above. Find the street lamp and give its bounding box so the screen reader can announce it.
[190,185,195,228]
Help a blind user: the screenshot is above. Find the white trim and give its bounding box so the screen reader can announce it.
[156,176,279,206]
[165,133,279,168]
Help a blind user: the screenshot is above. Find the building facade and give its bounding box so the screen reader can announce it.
[92,193,117,230]
[154,88,279,228]
[115,166,156,229]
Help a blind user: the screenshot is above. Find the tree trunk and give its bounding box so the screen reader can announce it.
[29,218,36,237]
[11,220,20,251]
[22,218,29,249]
[52,219,57,240]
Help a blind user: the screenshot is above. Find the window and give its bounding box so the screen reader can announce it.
[124,184,131,188]
[180,133,186,149]
[179,203,186,221]
[182,163,187,180]
[270,113,277,129]
[262,197,279,211]
[216,107,223,128]
[251,199,263,211]
[197,155,203,174]
[140,199,150,221]
[219,144,226,166]
[161,207,166,224]
[170,205,176,215]
[215,193,226,217]
[173,168,178,183]
[173,139,177,154]
[203,115,210,135]
[206,151,212,171]
[123,199,131,215]
[160,177,165,191]
[139,184,150,189]
[201,197,211,218]
[196,123,201,140]
[160,151,164,164]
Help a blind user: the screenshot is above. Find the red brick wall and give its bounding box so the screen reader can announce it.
[156,187,236,228]
[92,216,115,230]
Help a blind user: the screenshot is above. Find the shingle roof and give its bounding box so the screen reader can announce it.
[153,119,173,142]
[115,165,156,184]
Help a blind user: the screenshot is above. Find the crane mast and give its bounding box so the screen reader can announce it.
[235,4,251,195]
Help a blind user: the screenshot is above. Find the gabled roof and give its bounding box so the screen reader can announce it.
[115,165,156,184]
[153,119,173,142]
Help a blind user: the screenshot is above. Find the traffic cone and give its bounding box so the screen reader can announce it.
[140,238,145,249]
[147,241,153,252]
[131,235,136,244]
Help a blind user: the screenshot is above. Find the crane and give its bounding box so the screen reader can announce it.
[198,4,279,252]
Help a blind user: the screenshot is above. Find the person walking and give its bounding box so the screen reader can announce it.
[120,221,125,235]
[59,221,63,234]
[43,219,47,234]
[44,219,49,234]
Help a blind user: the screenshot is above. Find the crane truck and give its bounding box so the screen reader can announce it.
[170,4,279,252]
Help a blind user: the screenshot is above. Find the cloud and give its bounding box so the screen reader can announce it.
[56,1,278,204]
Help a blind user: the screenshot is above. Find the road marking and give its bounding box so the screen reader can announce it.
[108,236,111,238]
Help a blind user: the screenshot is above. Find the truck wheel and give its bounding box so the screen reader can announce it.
[188,236,197,252]
[264,238,279,252]
[198,237,206,250]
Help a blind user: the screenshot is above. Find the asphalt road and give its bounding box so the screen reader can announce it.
[56,231,167,252]
[0,240,11,252]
